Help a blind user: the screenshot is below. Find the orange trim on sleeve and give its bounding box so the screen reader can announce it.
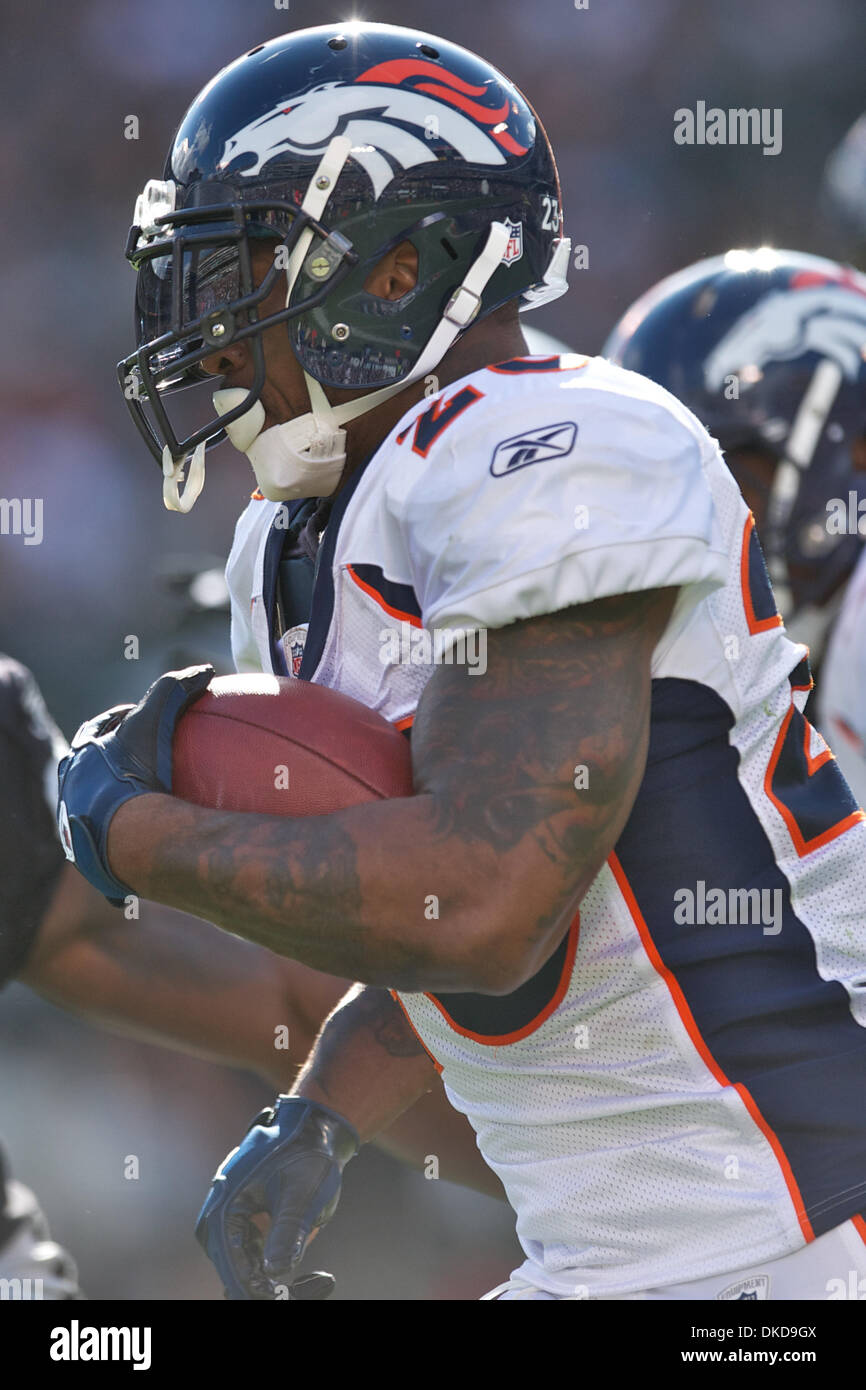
[608,852,815,1245]
[485,355,588,374]
[852,1213,866,1245]
[393,714,415,733]
[250,488,265,500]
[740,513,783,635]
[389,988,443,1074]
[763,706,865,856]
[346,564,423,628]
[423,909,580,1047]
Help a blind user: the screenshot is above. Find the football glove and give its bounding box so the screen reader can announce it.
[56,665,214,905]
[195,1095,360,1301]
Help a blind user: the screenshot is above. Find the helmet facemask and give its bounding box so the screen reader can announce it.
[118,178,359,508]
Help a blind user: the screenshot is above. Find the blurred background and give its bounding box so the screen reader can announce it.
[0,0,863,1299]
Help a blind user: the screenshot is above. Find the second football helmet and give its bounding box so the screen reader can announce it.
[603,248,866,656]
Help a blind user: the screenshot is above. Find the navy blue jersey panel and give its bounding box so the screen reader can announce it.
[428,927,572,1038]
[348,565,422,621]
[488,356,562,373]
[261,500,308,675]
[747,522,781,626]
[299,455,375,681]
[615,678,866,1232]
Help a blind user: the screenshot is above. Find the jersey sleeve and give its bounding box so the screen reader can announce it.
[0,657,68,988]
[817,547,866,808]
[388,382,729,633]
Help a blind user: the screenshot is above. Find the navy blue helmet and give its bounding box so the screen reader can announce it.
[603,249,866,653]
[118,21,568,499]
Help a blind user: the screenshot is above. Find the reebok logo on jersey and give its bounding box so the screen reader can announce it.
[489,421,577,476]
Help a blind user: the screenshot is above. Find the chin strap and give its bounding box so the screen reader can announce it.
[162,441,207,513]
[215,211,511,501]
[764,357,844,615]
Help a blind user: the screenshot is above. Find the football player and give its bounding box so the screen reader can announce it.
[60,23,866,1300]
[815,122,866,807]
[603,247,866,804]
[0,653,497,1298]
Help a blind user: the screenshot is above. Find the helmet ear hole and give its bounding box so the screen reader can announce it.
[362,240,418,300]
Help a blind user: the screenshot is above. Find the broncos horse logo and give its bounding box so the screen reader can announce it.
[704,270,866,391]
[217,58,529,199]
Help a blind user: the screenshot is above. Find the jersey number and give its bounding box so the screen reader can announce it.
[396,385,484,458]
[741,516,865,853]
[541,195,560,232]
[765,696,863,856]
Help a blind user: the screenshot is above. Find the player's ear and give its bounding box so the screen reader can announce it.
[364,240,418,301]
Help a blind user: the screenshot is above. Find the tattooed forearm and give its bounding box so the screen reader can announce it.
[291,986,436,1136]
[413,588,674,863]
[109,587,677,993]
[316,987,428,1068]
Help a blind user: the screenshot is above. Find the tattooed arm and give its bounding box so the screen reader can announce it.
[291,984,436,1139]
[288,982,508,1197]
[107,587,677,993]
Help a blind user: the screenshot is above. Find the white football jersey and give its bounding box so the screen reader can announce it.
[819,544,866,809]
[225,354,866,1297]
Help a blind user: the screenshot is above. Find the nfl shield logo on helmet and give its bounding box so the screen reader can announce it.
[502,218,524,265]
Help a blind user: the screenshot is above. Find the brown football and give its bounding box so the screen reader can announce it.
[172,674,413,815]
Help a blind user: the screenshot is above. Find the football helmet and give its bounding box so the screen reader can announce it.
[603,248,866,656]
[118,22,569,510]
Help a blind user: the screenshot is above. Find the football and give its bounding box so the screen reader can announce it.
[172,674,413,815]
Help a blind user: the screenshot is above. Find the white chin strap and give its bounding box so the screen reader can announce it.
[209,134,514,504]
[162,441,207,513]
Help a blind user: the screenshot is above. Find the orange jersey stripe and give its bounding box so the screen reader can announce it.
[608,851,815,1243]
[422,910,580,1047]
[389,988,443,1074]
[740,512,783,635]
[346,564,423,628]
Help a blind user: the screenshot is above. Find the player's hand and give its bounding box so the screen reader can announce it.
[56,665,214,905]
[195,1096,360,1301]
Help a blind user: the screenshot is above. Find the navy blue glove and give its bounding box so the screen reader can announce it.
[195,1096,360,1301]
[56,665,214,905]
